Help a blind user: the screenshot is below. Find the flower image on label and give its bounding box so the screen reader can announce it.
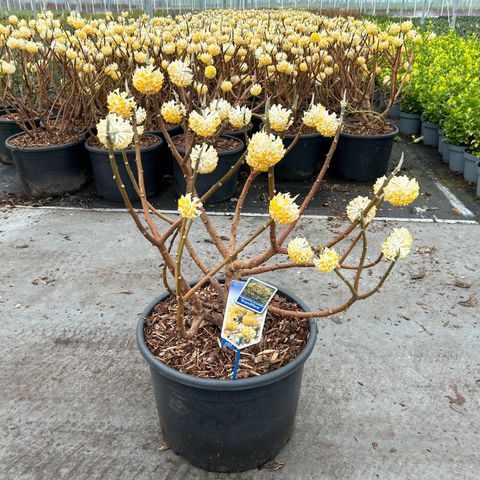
[221,280,273,350]
[235,277,278,315]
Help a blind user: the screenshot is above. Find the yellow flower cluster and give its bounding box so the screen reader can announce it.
[177,193,203,219]
[269,193,300,224]
[107,89,135,119]
[374,175,420,206]
[314,247,339,273]
[161,100,185,125]
[246,131,285,172]
[132,65,164,95]
[381,227,413,260]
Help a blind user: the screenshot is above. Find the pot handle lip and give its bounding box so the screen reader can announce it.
[136,278,318,391]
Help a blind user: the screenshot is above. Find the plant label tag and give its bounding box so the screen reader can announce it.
[221,280,269,350]
[235,277,277,315]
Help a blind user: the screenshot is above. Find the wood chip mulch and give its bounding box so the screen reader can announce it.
[144,285,310,380]
[8,129,84,148]
[342,120,397,136]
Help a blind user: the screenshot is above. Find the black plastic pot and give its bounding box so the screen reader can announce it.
[85,134,163,202]
[0,112,23,164]
[136,282,317,472]
[147,125,182,176]
[275,131,331,181]
[173,135,244,203]
[332,125,399,182]
[6,132,87,197]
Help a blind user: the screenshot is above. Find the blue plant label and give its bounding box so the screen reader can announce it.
[235,277,278,315]
[220,280,271,350]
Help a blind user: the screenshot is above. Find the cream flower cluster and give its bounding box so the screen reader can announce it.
[381,227,413,260]
[209,99,232,121]
[0,60,15,75]
[190,144,218,174]
[346,196,377,224]
[96,113,134,150]
[287,237,314,264]
[167,60,194,88]
[229,106,252,129]
[268,104,293,133]
[188,109,221,137]
[246,131,285,172]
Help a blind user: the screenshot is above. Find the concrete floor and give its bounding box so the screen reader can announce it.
[1,207,479,479]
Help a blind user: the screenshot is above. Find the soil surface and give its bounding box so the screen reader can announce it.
[88,133,161,151]
[172,134,242,152]
[8,129,84,148]
[144,285,310,380]
[343,119,397,136]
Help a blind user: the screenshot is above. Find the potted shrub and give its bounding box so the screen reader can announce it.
[92,11,421,470]
[328,20,421,182]
[1,15,86,197]
[441,86,479,174]
[399,90,422,136]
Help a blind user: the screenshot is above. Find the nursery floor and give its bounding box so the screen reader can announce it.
[1,207,480,479]
[1,134,479,222]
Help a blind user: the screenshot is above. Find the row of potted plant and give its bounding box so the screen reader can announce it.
[395,30,480,196]
[1,10,422,199]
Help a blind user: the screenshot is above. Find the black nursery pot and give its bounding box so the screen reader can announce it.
[85,134,163,202]
[0,112,24,164]
[6,132,86,197]
[275,131,331,181]
[136,283,317,473]
[332,125,399,182]
[147,124,182,176]
[173,134,244,203]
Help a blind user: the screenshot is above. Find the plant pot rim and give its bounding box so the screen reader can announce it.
[447,143,465,152]
[339,124,399,140]
[399,111,421,118]
[420,117,439,128]
[225,122,254,136]
[173,134,245,156]
[6,131,86,152]
[85,133,163,155]
[464,150,479,160]
[136,279,318,392]
[282,129,325,140]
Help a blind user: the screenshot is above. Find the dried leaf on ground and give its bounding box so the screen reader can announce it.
[416,246,437,256]
[409,266,426,280]
[454,277,472,289]
[260,459,285,471]
[446,385,465,407]
[158,444,170,452]
[458,295,477,308]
